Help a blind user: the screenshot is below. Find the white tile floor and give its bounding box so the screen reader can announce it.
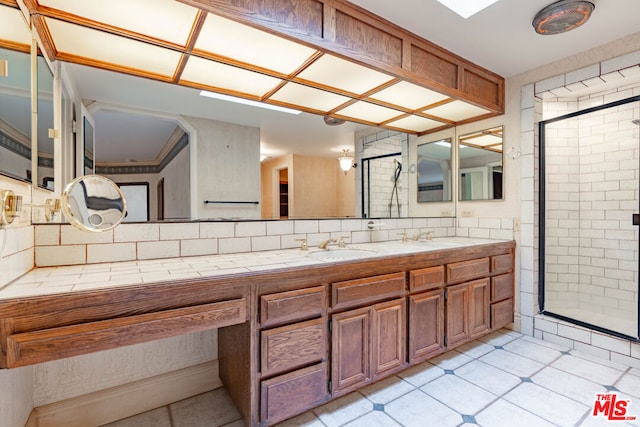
[103,330,640,427]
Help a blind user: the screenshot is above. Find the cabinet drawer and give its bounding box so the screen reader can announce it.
[446,258,489,284]
[6,298,247,368]
[491,273,513,302]
[332,272,405,311]
[260,286,326,329]
[491,298,514,330]
[491,253,513,274]
[261,362,328,425]
[409,266,444,293]
[261,318,326,378]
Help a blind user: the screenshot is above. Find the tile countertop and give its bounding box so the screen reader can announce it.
[0,238,511,301]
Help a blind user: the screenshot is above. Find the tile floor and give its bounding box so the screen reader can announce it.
[103,330,640,427]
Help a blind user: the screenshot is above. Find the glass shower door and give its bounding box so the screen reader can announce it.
[541,96,640,339]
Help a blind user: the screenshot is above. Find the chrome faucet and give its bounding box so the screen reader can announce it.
[319,238,337,250]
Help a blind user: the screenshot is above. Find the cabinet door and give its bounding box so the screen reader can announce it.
[331,307,370,395]
[446,282,469,348]
[409,289,445,364]
[469,278,490,338]
[371,298,406,379]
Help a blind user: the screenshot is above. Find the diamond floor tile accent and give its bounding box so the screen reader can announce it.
[101,331,640,427]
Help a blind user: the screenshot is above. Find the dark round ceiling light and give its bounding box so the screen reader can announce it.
[533,0,595,35]
[323,115,346,126]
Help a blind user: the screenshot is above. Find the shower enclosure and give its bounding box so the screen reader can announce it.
[360,131,408,218]
[540,95,640,340]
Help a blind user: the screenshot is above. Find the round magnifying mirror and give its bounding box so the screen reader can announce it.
[61,175,127,232]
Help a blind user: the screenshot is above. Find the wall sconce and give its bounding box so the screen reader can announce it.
[338,149,357,174]
[0,60,7,77]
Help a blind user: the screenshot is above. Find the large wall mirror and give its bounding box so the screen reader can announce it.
[458,126,503,201]
[416,138,452,203]
[0,47,31,184]
[36,55,55,190]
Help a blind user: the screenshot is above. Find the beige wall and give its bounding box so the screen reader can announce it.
[261,155,292,219]
[261,154,355,219]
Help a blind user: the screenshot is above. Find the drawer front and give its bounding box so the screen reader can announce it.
[261,362,328,425]
[491,273,513,302]
[409,266,445,293]
[446,258,489,284]
[332,272,405,311]
[491,298,514,330]
[260,286,326,329]
[491,253,513,274]
[261,318,326,378]
[6,298,247,368]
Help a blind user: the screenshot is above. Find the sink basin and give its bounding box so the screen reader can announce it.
[412,240,463,249]
[308,248,377,261]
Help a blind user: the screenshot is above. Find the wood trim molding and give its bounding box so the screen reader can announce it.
[28,361,222,427]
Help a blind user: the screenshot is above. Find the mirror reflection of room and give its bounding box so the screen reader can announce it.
[458,126,503,201]
[0,47,32,184]
[416,138,452,203]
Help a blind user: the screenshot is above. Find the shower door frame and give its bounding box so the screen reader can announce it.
[360,151,401,218]
[538,94,640,342]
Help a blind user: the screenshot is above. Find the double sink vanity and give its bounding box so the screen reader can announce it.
[0,237,515,426]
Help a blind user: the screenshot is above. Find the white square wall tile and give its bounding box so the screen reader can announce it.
[87,243,137,264]
[35,225,60,246]
[266,221,293,235]
[200,222,235,238]
[114,223,159,242]
[235,221,266,237]
[180,238,218,257]
[160,223,199,240]
[218,237,251,254]
[138,241,180,260]
[35,245,86,267]
[294,220,318,234]
[61,225,113,245]
[251,235,280,251]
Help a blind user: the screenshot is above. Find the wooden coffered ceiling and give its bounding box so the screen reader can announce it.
[1,0,504,135]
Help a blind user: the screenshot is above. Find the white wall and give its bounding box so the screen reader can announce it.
[184,116,261,220]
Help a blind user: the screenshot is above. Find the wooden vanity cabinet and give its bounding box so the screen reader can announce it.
[330,273,406,396]
[408,266,445,363]
[490,252,515,330]
[444,258,491,347]
[258,286,329,425]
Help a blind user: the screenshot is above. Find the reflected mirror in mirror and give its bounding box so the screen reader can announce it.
[417,138,452,203]
[37,55,54,190]
[61,175,127,232]
[83,116,95,175]
[458,126,503,201]
[0,47,32,184]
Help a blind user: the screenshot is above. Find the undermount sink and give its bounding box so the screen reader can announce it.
[308,248,378,261]
[412,240,463,249]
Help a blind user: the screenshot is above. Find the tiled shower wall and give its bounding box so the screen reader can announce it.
[545,100,639,318]
[358,130,409,218]
[523,49,640,368]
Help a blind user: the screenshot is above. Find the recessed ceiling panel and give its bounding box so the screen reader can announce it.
[462,133,501,148]
[270,83,350,112]
[369,81,449,110]
[0,5,32,45]
[336,101,403,123]
[424,100,491,121]
[38,0,198,46]
[181,56,282,97]
[45,18,182,77]
[385,115,444,132]
[297,54,394,95]
[195,14,318,75]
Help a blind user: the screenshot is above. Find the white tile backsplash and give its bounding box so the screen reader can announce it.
[115,223,160,242]
[160,223,199,240]
[87,243,137,264]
